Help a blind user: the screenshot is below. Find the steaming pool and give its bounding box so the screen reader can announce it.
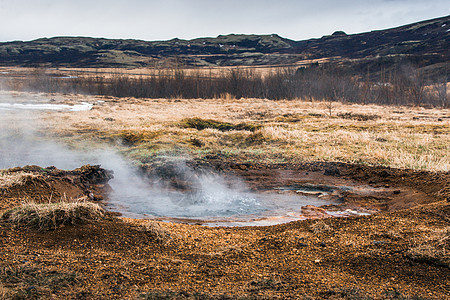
[0,96,373,227]
[105,173,373,227]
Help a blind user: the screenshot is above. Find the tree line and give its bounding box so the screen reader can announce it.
[2,63,447,107]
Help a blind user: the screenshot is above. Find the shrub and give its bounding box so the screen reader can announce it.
[337,112,380,121]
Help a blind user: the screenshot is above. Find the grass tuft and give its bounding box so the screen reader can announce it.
[139,221,172,243]
[0,171,40,189]
[310,220,332,234]
[0,200,105,231]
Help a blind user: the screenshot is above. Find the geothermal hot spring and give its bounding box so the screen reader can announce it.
[0,93,371,226]
[104,165,358,227]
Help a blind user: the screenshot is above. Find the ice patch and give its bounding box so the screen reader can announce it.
[51,75,79,79]
[0,102,93,111]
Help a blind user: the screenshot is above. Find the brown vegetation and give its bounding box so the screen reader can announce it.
[0,200,105,231]
[17,91,446,172]
[0,171,40,189]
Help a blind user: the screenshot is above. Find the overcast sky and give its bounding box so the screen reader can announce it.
[0,0,448,42]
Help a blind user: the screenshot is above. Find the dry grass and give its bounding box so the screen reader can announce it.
[406,227,449,267]
[0,200,105,231]
[2,90,449,171]
[0,283,9,300]
[310,220,332,234]
[406,245,449,267]
[0,171,40,189]
[139,220,172,242]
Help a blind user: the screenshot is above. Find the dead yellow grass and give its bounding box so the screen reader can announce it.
[310,220,332,234]
[137,220,172,242]
[406,227,449,267]
[2,91,449,171]
[0,200,105,231]
[0,171,40,189]
[0,283,9,300]
[0,65,301,80]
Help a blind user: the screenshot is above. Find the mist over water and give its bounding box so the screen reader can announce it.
[0,115,264,220]
[0,92,269,221]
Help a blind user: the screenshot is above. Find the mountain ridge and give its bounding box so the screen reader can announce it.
[0,15,448,69]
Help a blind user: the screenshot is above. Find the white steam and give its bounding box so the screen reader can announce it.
[0,91,265,220]
[107,161,264,219]
[0,91,336,226]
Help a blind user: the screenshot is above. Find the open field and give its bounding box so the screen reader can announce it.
[0,89,449,299]
[14,91,445,172]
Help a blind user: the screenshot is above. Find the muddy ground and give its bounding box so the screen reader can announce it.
[0,161,449,299]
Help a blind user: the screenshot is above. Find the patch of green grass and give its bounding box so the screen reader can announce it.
[219,132,266,147]
[337,112,380,121]
[111,130,161,146]
[180,118,260,132]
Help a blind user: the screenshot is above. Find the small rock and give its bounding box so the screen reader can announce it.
[302,205,328,217]
[314,259,321,263]
[319,242,326,247]
[372,240,388,245]
[393,190,401,195]
[298,243,308,247]
[26,286,36,292]
[324,168,340,176]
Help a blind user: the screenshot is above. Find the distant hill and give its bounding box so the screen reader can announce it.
[0,15,448,73]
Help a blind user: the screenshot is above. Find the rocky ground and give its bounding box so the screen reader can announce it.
[0,161,448,299]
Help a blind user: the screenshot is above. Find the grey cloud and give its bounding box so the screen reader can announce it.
[0,0,448,42]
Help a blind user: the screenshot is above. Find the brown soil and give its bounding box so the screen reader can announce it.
[0,162,449,299]
[0,165,112,211]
